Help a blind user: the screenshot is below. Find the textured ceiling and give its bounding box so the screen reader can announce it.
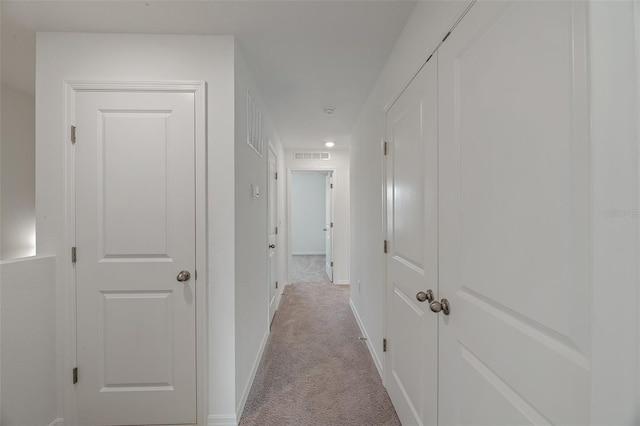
[1,1,415,149]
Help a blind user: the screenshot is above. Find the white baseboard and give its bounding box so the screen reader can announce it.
[291,252,324,256]
[48,418,64,426]
[207,414,237,426]
[335,280,350,285]
[349,299,383,378]
[235,327,270,421]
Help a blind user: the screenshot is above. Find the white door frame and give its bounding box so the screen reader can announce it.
[62,81,208,426]
[267,141,280,323]
[287,167,336,284]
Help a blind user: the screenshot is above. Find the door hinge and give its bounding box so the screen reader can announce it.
[383,141,388,156]
[275,172,278,180]
[71,246,77,263]
[383,338,387,352]
[384,240,388,254]
[275,227,278,235]
[330,222,334,228]
[73,367,78,384]
[331,261,334,267]
[71,125,76,144]
[442,31,451,43]
[276,281,278,289]
[330,183,333,189]
[194,270,198,281]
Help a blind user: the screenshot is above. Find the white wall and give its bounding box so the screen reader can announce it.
[286,149,350,284]
[233,43,286,421]
[349,1,471,373]
[292,172,327,255]
[0,84,36,259]
[0,256,57,425]
[35,33,237,424]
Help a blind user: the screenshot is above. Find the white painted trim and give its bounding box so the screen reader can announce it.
[235,327,269,421]
[275,280,287,312]
[267,141,279,326]
[48,418,65,426]
[206,414,237,426]
[636,0,640,406]
[350,299,383,378]
[335,280,350,286]
[63,80,208,426]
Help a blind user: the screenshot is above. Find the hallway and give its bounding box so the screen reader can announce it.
[290,255,330,283]
[239,282,399,426]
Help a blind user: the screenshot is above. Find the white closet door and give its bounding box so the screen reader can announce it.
[75,88,197,425]
[385,54,439,426]
[438,2,590,424]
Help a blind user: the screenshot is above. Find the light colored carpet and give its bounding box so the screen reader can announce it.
[291,255,330,283]
[239,283,400,426]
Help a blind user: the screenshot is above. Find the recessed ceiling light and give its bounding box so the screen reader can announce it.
[325,141,335,148]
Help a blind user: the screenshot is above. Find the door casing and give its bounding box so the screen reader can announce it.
[267,142,280,323]
[62,81,208,426]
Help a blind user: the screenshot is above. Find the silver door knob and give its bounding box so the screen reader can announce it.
[176,270,191,282]
[269,244,276,249]
[416,290,434,303]
[430,298,450,315]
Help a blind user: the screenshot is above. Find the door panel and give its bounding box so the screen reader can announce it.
[438,2,590,424]
[268,146,278,322]
[385,54,438,426]
[325,173,333,282]
[76,89,196,425]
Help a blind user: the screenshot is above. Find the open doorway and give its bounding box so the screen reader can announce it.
[290,170,334,283]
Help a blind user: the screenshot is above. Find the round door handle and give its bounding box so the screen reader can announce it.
[269,244,276,249]
[430,298,450,315]
[176,270,191,282]
[416,290,434,303]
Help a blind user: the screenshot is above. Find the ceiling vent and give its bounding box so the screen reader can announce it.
[294,152,331,160]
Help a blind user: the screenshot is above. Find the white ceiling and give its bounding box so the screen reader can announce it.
[1,0,415,150]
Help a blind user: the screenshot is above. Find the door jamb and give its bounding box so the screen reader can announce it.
[267,141,280,324]
[63,81,208,426]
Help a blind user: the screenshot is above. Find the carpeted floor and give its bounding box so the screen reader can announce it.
[239,283,400,426]
[290,255,330,283]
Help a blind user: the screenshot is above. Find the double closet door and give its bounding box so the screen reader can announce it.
[386,2,591,425]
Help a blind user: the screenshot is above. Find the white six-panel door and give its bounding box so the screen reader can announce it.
[437,1,590,424]
[75,88,197,425]
[385,54,439,426]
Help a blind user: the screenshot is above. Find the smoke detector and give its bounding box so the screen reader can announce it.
[323,107,336,116]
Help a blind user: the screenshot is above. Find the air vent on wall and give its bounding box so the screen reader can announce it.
[294,152,331,160]
[246,92,264,157]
